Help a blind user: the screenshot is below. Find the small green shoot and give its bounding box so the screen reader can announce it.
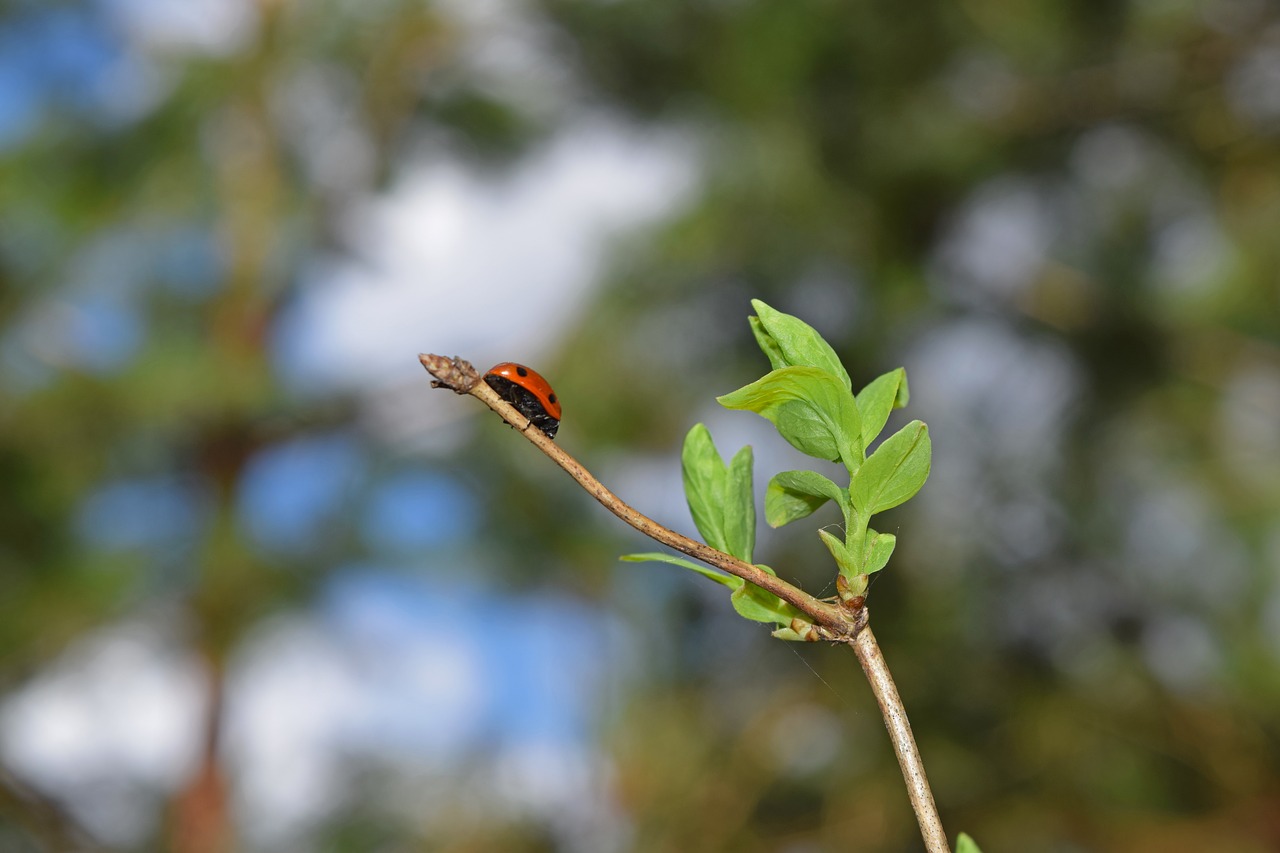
[624,299,931,633]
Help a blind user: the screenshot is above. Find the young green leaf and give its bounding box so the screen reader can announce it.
[622,554,797,627]
[818,528,858,577]
[770,625,808,642]
[750,299,852,389]
[731,584,796,624]
[749,316,789,372]
[766,470,848,527]
[855,367,908,450]
[956,833,984,853]
[862,529,897,574]
[681,424,723,549]
[729,564,801,625]
[620,553,743,589]
[724,445,756,564]
[718,367,863,469]
[852,419,931,515]
[680,424,756,562]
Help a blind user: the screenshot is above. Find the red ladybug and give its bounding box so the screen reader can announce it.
[483,362,561,439]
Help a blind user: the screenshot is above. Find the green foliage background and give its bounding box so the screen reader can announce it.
[2,0,1279,850]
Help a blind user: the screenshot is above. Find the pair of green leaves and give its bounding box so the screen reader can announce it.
[622,424,801,634]
[721,300,924,482]
[721,300,860,471]
[624,300,932,633]
[721,301,915,475]
[764,416,929,527]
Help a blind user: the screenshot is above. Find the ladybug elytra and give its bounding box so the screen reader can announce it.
[483,362,561,439]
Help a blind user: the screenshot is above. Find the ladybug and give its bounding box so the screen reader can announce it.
[483,362,561,439]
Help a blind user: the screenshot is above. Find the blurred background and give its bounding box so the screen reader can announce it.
[1,0,1279,850]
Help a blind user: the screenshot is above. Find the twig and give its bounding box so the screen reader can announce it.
[420,355,855,635]
[850,627,949,853]
[419,353,949,852]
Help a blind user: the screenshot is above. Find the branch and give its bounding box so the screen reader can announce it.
[421,354,856,636]
[419,353,949,852]
[850,627,949,853]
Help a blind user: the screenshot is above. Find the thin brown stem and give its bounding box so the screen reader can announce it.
[850,627,949,853]
[419,353,948,852]
[421,354,854,635]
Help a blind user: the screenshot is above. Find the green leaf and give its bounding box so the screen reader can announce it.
[818,528,858,576]
[730,585,792,623]
[770,625,807,642]
[852,420,931,515]
[620,553,743,590]
[862,529,897,574]
[750,299,852,389]
[729,564,801,626]
[766,470,848,527]
[680,424,756,562]
[681,424,723,549]
[624,554,796,628]
[724,445,756,564]
[956,833,984,853]
[718,366,862,469]
[749,316,789,372]
[855,367,908,450]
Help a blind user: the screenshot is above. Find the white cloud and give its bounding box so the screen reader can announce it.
[278,120,696,391]
[0,620,205,844]
[102,0,258,57]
